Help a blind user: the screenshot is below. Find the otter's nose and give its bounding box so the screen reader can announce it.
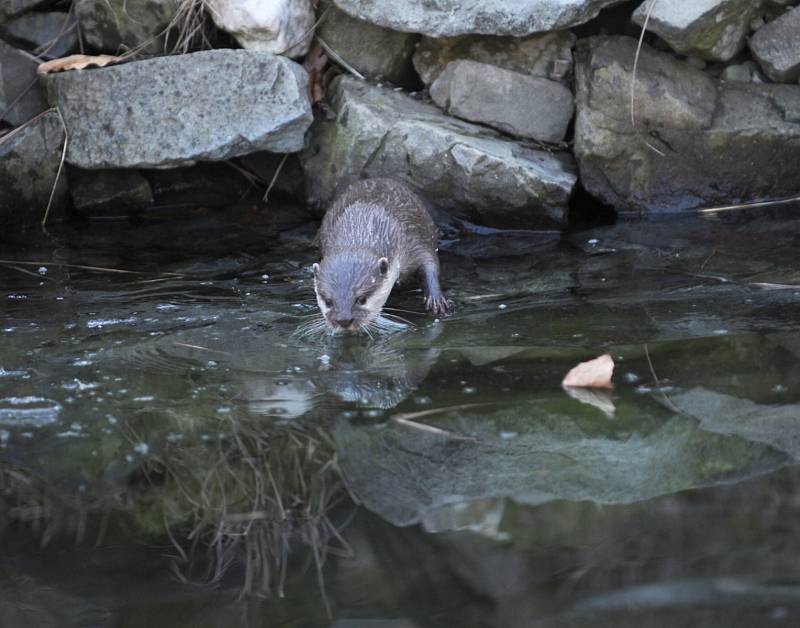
[337,318,354,329]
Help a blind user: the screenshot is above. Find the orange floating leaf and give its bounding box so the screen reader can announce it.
[37,54,124,76]
[562,353,615,389]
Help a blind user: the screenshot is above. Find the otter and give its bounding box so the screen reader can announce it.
[312,178,450,333]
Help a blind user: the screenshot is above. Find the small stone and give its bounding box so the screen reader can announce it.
[207,0,316,58]
[750,6,800,83]
[318,3,419,86]
[0,0,51,20]
[413,30,576,86]
[0,39,47,127]
[74,0,177,55]
[720,60,760,82]
[430,60,574,143]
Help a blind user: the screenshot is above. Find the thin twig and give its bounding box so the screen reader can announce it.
[42,107,69,233]
[630,0,665,157]
[316,35,365,80]
[264,153,289,203]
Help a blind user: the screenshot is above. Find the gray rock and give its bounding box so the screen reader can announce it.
[331,0,629,37]
[0,0,51,20]
[632,0,760,62]
[430,60,574,143]
[0,111,68,233]
[0,39,47,127]
[67,168,153,216]
[720,60,763,82]
[3,11,78,59]
[413,31,576,86]
[574,36,800,214]
[318,3,419,86]
[300,76,577,229]
[749,5,800,83]
[42,50,312,169]
[74,0,177,55]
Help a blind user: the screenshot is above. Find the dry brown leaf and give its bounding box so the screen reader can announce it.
[562,354,615,389]
[37,54,123,76]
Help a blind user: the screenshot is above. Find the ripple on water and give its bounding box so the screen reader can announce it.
[0,396,62,427]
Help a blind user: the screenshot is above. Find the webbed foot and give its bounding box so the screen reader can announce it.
[425,293,453,316]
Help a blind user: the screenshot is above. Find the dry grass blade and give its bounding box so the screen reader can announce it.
[393,416,477,441]
[41,107,69,233]
[630,0,666,157]
[264,153,289,203]
[0,259,183,277]
[316,36,365,80]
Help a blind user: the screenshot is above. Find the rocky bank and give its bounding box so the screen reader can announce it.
[1,0,800,234]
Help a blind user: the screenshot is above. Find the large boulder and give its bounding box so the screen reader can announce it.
[74,0,177,55]
[207,0,316,58]
[430,60,574,143]
[330,0,629,37]
[631,0,761,62]
[300,76,577,229]
[42,50,312,169]
[0,111,68,233]
[413,31,576,87]
[574,36,800,214]
[318,3,419,86]
[749,5,800,83]
[0,39,47,127]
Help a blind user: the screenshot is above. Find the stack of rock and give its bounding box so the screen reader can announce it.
[2,0,800,235]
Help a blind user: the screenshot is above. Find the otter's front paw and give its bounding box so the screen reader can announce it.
[425,294,453,316]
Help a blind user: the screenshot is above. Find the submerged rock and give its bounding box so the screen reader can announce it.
[574,36,800,214]
[318,3,419,86]
[330,0,628,37]
[0,39,47,127]
[207,0,316,58]
[300,76,577,229]
[68,168,154,216]
[749,5,800,83]
[3,11,78,59]
[74,0,177,55]
[334,401,787,527]
[0,111,68,233]
[631,0,760,62]
[413,31,576,87]
[430,60,574,143]
[42,50,312,169]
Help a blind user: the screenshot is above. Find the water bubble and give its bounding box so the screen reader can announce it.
[498,304,507,310]
[37,266,48,275]
[624,372,640,383]
[133,442,149,455]
[462,387,477,395]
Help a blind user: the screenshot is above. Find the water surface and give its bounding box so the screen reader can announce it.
[2,206,800,627]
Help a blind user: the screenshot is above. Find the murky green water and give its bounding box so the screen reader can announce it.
[3,206,800,627]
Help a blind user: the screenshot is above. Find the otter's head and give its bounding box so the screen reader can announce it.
[313,252,395,333]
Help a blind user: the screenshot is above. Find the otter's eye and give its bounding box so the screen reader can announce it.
[323,297,333,308]
[356,295,367,306]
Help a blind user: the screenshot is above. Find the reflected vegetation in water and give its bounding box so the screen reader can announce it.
[3,208,800,626]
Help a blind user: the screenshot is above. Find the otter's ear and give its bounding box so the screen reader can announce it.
[378,257,389,276]
[312,262,320,276]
